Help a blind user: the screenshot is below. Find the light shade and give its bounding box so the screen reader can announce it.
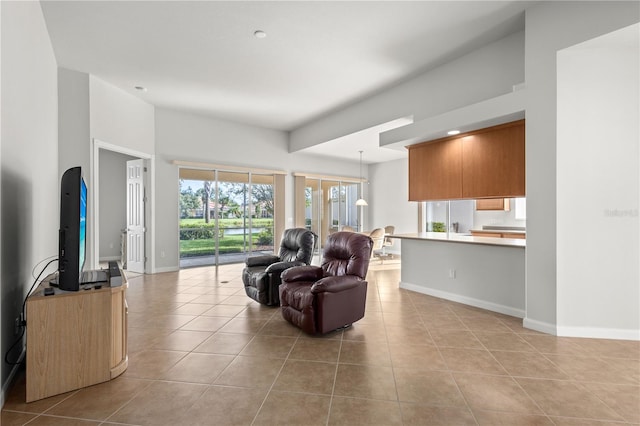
[356,198,368,206]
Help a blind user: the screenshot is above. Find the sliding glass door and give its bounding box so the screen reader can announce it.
[302,176,362,254]
[179,168,275,267]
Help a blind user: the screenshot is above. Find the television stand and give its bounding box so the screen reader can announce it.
[25,272,128,402]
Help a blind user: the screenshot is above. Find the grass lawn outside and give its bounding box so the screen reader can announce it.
[180,233,274,257]
[179,218,274,257]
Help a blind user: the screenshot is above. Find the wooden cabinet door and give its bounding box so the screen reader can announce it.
[476,198,510,211]
[408,139,462,201]
[461,120,525,198]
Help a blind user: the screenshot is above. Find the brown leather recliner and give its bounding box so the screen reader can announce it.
[243,228,317,306]
[279,231,373,335]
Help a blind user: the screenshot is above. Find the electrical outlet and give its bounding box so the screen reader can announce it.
[449,269,456,279]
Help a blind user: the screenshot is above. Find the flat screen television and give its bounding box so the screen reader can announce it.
[58,166,87,291]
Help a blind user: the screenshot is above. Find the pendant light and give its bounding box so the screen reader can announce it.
[355,150,368,206]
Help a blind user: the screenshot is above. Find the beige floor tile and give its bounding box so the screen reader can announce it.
[179,315,231,332]
[400,403,477,425]
[385,325,434,346]
[161,352,234,384]
[151,329,213,351]
[580,382,640,423]
[453,373,542,414]
[289,338,341,362]
[170,303,215,315]
[547,417,632,426]
[519,334,586,356]
[329,396,403,425]
[491,350,570,379]
[342,323,388,342]
[394,368,467,406]
[199,303,245,317]
[273,359,337,395]
[429,329,484,349]
[107,381,208,426]
[1,375,76,414]
[124,350,188,379]
[516,377,625,421]
[1,411,37,426]
[473,410,554,425]
[183,385,267,425]
[339,340,392,366]
[390,342,447,370]
[45,377,150,420]
[420,312,468,330]
[460,317,513,332]
[544,353,639,385]
[252,390,331,426]
[21,416,102,425]
[239,335,297,358]
[439,347,508,375]
[257,316,303,337]
[217,317,267,334]
[474,331,537,352]
[334,363,398,400]
[193,332,253,355]
[214,355,285,389]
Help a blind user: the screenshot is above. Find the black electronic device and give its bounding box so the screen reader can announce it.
[58,167,87,292]
[44,288,55,296]
[108,260,122,286]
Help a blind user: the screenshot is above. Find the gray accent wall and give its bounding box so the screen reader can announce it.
[1,0,58,402]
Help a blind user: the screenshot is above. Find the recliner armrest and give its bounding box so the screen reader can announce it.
[311,275,364,294]
[246,254,280,267]
[281,265,323,282]
[265,260,306,275]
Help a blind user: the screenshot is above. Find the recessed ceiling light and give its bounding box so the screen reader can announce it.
[447,130,460,135]
[254,30,267,39]
[134,86,147,92]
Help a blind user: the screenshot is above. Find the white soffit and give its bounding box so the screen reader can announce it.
[379,89,526,149]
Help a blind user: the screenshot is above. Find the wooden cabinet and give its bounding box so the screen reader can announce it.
[409,138,462,200]
[470,230,526,239]
[26,280,128,402]
[461,120,525,198]
[407,120,525,201]
[476,198,510,211]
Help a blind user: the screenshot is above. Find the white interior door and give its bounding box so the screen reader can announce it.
[126,159,146,273]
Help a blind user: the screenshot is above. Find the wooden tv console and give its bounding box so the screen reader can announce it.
[25,274,128,402]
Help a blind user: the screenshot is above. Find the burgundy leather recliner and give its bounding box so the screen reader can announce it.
[279,231,373,335]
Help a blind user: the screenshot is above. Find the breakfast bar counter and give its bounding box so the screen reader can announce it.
[389,233,525,318]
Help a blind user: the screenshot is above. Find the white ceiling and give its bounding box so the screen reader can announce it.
[40,0,530,163]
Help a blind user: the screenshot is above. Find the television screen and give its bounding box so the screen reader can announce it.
[58,166,86,291]
[79,177,87,275]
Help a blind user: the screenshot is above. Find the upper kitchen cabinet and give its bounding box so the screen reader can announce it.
[409,138,462,200]
[461,120,525,198]
[407,119,525,201]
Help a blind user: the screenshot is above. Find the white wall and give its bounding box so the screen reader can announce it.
[368,158,417,253]
[557,23,639,339]
[290,31,525,152]
[1,0,58,401]
[154,107,366,272]
[524,1,639,334]
[99,150,137,260]
[89,76,155,155]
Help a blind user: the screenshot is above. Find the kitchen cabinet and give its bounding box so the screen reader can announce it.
[408,138,462,200]
[470,230,526,239]
[476,198,510,211]
[461,120,525,198]
[407,120,525,201]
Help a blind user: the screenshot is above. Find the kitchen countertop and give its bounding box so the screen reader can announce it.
[470,229,526,235]
[389,232,526,248]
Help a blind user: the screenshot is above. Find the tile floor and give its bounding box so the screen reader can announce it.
[2,261,639,425]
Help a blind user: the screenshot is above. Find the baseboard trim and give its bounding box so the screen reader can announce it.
[523,317,558,335]
[557,325,640,341]
[99,256,121,262]
[1,347,25,408]
[153,266,180,274]
[400,281,525,319]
